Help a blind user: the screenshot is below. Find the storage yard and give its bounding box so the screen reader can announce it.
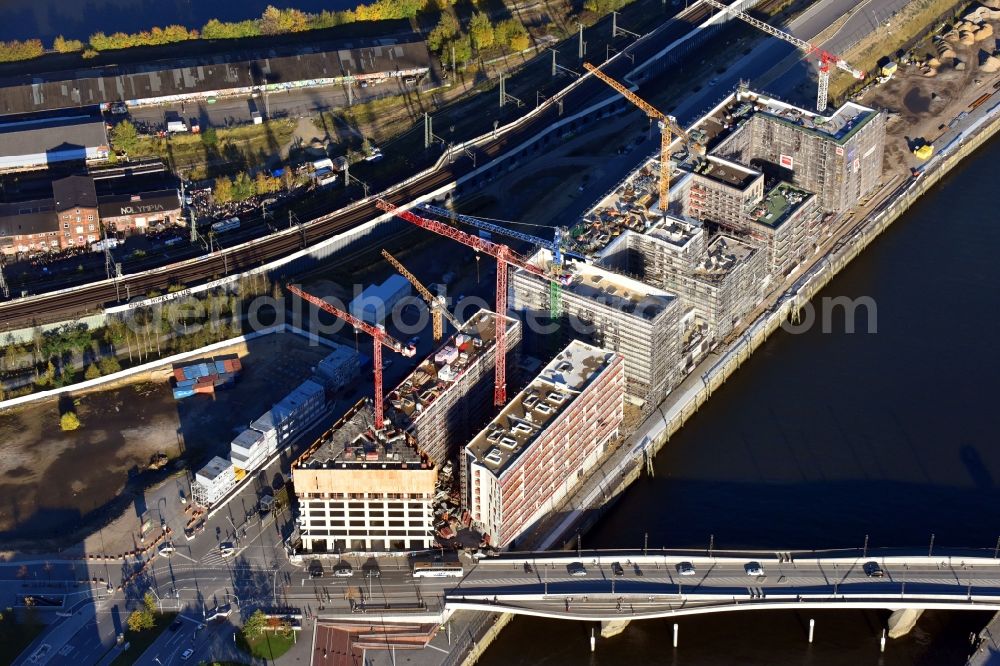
[0,331,333,546]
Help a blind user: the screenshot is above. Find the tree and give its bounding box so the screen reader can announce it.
[143,592,157,614]
[200,127,218,147]
[231,172,256,201]
[242,609,267,637]
[84,363,101,380]
[496,19,529,51]
[427,14,459,52]
[213,176,234,204]
[53,35,84,52]
[260,6,309,35]
[99,356,122,375]
[448,34,473,66]
[469,13,494,50]
[0,39,44,63]
[127,608,154,632]
[111,120,139,155]
[60,412,82,431]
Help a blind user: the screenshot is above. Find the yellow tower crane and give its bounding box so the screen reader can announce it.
[381,249,462,341]
[583,62,688,213]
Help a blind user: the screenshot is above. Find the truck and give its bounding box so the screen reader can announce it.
[166,120,187,133]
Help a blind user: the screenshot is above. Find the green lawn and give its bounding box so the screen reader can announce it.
[0,613,45,664]
[110,612,178,666]
[237,629,296,660]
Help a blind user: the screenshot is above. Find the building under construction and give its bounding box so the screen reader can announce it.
[464,340,625,548]
[385,309,521,468]
[291,400,437,553]
[713,89,886,213]
[510,249,681,405]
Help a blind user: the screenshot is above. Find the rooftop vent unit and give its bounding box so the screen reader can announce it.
[535,402,554,416]
[499,436,518,450]
[512,422,533,435]
[484,447,503,466]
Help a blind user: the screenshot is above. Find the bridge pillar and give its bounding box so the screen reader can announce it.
[600,619,632,638]
[887,608,924,639]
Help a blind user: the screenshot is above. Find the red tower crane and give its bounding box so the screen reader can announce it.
[287,284,416,429]
[701,0,864,112]
[376,199,555,406]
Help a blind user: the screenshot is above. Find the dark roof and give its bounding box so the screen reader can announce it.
[0,199,56,237]
[52,175,98,212]
[98,189,180,218]
[0,116,108,159]
[0,41,432,116]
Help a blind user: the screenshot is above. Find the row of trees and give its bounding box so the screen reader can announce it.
[213,170,286,204]
[428,13,530,61]
[0,2,438,64]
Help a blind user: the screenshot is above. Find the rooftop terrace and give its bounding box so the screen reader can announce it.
[750,182,813,230]
[466,340,618,476]
[526,249,677,320]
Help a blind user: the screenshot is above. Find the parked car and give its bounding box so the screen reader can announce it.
[180,648,194,660]
[611,562,625,576]
[863,561,885,578]
[567,562,587,577]
[744,561,765,576]
[309,560,324,579]
[333,563,354,578]
[676,561,696,576]
[363,562,381,579]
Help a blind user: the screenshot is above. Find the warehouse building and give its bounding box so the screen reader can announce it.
[464,340,625,548]
[385,309,522,468]
[98,189,183,233]
[0,199,59,255]
[511,250,681,405]
[0,41,432,115]
[0,115,109,171]
[292,400,437,552]
[349,274,412,325]
[713,89,886,213]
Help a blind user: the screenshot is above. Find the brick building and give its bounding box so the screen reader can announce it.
[52,175,100,249]
[464,340,625,548]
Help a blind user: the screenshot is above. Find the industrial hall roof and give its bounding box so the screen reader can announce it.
[0,40,432,115]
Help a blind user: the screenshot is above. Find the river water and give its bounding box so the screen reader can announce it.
[0,0,357,43]
[479,128,1000,662]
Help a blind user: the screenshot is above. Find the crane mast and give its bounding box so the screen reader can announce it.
[376,198,556,406]
[287,284,415,429]
[583,62,687,212]
[415,202,581,318]
[700,0,864,111]
[381,249,462,341]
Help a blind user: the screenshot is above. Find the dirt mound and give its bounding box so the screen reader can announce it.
[936,39,957,59]
[975,24,994,41]
[982,55,1000,72]
[960,30,977,46]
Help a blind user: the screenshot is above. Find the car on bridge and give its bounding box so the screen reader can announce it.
[744,561,765,576]
[863,561,885,578]
[363,562,381,579]
[333,563,354,578]
[309,560,324,579]
[676,561,696,576]
[567,562,587,577]
[611,562,625,576]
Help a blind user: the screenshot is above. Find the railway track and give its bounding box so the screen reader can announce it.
[0,2,718,331]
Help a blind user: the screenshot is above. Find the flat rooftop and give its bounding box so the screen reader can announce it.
[525,248,677,321]
[690,155,760,191]
[739,90,878,144]
[646,214,704,251]
[750,182,814,230]
[293,399,424,471]
[466,340,619,476]
[386,309,517,427]
[697,234,757,278]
